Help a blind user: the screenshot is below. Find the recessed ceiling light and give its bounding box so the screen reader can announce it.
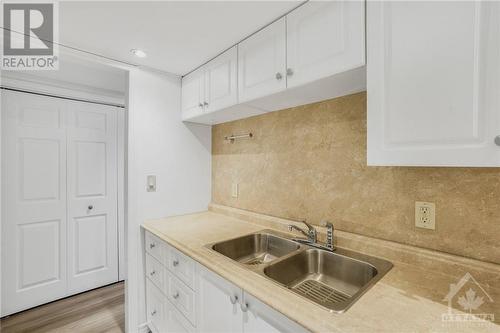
[130,49,147,58]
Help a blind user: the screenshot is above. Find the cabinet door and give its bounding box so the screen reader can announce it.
[204,46,238,113]
[164,298,196,333]
[242,293,309,333]
[196,264,243,333]
[181,68,205,121]
[146,279,165,333]
[238,17,286,103]
[287,1,365,88]
[367,1,500,166]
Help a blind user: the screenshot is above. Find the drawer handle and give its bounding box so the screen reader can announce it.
[151,310,157,316]
[229,295,238,305]
[240,302,249,312]
[173,291,180,299]
[150,270,156,276]
[149,243,156,249]
[172,260,179,267]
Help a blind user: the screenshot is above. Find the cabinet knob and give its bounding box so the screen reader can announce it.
[88,205,93,210]
[151,310,157,316]
[150,270,156,276]
[198,103,203,108]
[275,72,283,80]
[173,291,180,299]
[286,68,294,76]
[203,101,209,107]
[229,295,238,304]
[240,302,249,312]
[495,135,500,146]
[172,259,179,267]
[149,243,156,249]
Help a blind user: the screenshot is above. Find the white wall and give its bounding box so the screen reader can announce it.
[126,68,211,332]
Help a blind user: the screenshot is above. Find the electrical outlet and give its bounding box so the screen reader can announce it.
[231,183,238,198]
[415,201,436,230]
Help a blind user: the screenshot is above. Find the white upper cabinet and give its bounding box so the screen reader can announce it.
[204,46,238,113]
[367,1,500,166]
[286,1,365,88]
[181,67,205,120]
[238,18,287,103]
[182,46,237,121]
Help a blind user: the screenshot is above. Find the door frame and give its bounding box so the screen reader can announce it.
[0,51,129,316]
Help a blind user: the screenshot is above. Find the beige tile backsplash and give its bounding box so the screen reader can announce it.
[212,92,500,264]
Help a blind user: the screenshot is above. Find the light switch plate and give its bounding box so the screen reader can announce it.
[147,175,156,192]
[415,201,435,230]
[231,183,238,198]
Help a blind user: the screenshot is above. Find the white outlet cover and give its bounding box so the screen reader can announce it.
[415,201,436,230]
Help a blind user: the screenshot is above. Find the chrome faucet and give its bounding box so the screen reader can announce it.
[287,219,335,251]
[287,220,317,243]
[320,220,335,251]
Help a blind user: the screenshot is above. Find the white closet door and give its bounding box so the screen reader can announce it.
[1,90,68,316]
[66,100,118,294]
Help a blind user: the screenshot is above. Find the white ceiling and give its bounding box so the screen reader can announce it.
[59,1,302,76]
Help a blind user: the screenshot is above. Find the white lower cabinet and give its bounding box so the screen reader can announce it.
[144,231,308,333]
[242,293,308,333]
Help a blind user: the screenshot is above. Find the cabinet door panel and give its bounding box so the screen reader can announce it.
[287,1,365,88]
[242,293,309,333]
[238,18,286,103]
[367,1,500,166]
[182,69,204,121]
[196,264,243,333]
[205,46,238,113]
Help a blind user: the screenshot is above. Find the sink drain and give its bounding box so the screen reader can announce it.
[293,280,349,305]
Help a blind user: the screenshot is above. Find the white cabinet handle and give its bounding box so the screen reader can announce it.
[495,135,500,146]
[275,72,283,80]
[172,259,179,267]
[229,295,238,304]
[240,302,249,312]
[286,68,294,76]
[173,291,180,299]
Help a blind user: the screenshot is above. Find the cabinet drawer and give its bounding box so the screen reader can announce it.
[168,272,196,326]
[145,231,164,262]
[168,246,195,289]
[145,253,165,292]
[146,279,165,333]
[165,297,196,333]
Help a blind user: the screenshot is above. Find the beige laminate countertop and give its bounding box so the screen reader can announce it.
[143,206,500,333]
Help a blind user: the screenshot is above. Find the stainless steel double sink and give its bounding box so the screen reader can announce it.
[207,230,392,313]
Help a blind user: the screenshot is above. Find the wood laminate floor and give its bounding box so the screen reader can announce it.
[0,282,125,333]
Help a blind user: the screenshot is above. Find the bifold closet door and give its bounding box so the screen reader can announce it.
[66,100,119,294]
[1,90,69,316]
[1,90,119,316]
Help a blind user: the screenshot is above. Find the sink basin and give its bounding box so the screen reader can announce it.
[211,232,300,265]
[208,230,392,312]
[263,248,392,312]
